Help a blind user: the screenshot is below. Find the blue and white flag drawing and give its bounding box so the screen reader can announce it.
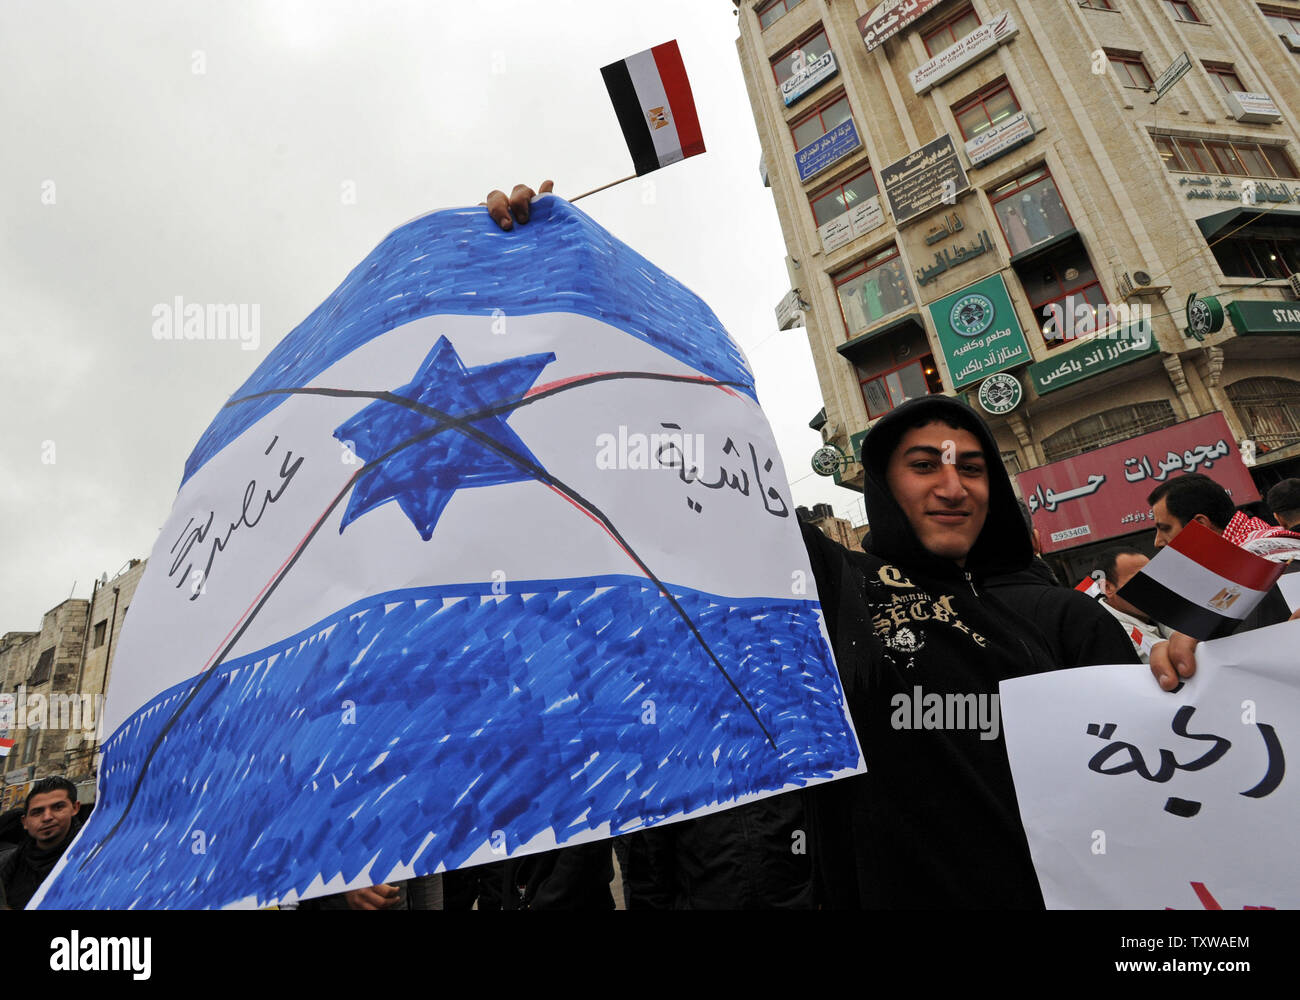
[34,196,863,909]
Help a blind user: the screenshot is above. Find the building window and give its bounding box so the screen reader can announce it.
[771,28,831,87]
[1020,244,1109,348]
[1000,450,1023,479]
[952,78,1021,141]
[990,166,1075,255]
[1228,377,1300,452]
[1042,402,1178,462]
[810,168,879,226]
[921,4,981,55]
[23,728,40,766]
[1163,0,1204,22]
[1080,0,1116,8]
[1262,6,1300,34]
[1106,50,1154,89]
[1210,226,1300,279]
[758,0,804,30]
[1204,62,1246,95]
[93,620,107,648]
[834,245,915,335]
[1155,135,1300,177]
[791,93,852,150]
[29,648,54,686]
[859,355,944,419]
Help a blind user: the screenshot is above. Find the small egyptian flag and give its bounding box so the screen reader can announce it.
[1074,575,1103,600]
[601,41,706,176]
[0,737,14,757]
[1117,520,1287,640]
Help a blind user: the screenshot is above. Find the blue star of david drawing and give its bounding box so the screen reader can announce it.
[333,336,556,540]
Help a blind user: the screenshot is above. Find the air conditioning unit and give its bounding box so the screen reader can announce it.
[1284,33,1300,53]
[1115,268,1155,299]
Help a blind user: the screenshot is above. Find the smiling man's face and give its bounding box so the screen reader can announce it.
[885,422,989,566]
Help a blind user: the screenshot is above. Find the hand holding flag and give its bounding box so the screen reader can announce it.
[1118,520,1287,641]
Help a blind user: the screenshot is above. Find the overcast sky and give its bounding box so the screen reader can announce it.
[0,0,864,630]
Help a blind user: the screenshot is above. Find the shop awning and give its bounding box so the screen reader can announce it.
[836,312,925,361]
[1197,205,1300,240]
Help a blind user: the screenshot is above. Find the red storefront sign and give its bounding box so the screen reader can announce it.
[1017,414,1260,554]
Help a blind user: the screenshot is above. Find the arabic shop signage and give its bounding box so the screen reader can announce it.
[1018,413,1259,554]
[796,118,863,184]
[1174,174,1300,215]
[858,0,951,52]
[927,273,1030,389]
[977,372,1022,414]
[781,50,839,108]
[1226,91,1282,124]
[965,110,1035,168]
[910,11,1018,94]
[880,133,971,227]
[1152,51,1191,102]
[819,196,886,254]
[914,229,994,286]
[1225,299,1300,336]
[1027,325,1158,395]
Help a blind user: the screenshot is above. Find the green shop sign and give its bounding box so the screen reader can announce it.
[1027,323,1159,395]
[1225,299,1300,335]
[927,273,1031,390]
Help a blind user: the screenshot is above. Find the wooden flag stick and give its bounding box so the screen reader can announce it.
[570,173,638,203]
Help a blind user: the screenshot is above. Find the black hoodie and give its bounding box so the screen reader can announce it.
[802,396,1065,908]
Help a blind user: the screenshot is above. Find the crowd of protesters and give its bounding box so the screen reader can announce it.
[6,186,1298,910]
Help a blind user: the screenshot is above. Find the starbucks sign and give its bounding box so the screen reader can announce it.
[977,373,1022,414]
[927,273,1032,389]
[1185,293,1225,341]
[811,444,848,477]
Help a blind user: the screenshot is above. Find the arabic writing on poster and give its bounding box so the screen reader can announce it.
[1002,620,1300,909]
[914,229,994,286]
[1034,335,1154,389]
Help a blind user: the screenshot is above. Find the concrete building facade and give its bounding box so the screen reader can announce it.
[734,0,1300,576]
[1,559,146,809]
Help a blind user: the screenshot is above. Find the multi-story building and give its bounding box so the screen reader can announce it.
[1,559,146,809]
[734,0,1300,578]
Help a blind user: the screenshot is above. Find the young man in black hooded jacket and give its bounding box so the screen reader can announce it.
[799,393,1140,908]
[484,185,1162,909]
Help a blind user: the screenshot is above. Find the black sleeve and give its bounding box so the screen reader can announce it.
[800,520,844,627]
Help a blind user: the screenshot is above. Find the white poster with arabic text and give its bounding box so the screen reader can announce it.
[1002,621,1297,910]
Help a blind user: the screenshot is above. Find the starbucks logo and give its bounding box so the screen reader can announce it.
[811,444,847,477]
[949,293,996,338]
[977,373,1022,414]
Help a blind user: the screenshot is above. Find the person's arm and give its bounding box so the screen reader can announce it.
[484,181,554,230]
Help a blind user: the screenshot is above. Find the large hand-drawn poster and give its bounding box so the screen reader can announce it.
[33,196,863,909]
[1002,621,1297,909]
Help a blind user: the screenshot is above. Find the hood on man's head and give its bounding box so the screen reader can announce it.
[859,395,1032,578]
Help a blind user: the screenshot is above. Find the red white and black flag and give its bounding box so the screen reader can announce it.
[1074,575,1103,600]
[601,41,706,177]
[1117,520,1288,640]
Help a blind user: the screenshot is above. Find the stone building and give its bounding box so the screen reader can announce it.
[1,559,146,809]
[733,0,1300,578]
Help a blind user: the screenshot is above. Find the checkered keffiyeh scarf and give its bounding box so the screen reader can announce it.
[1222,510,1300,562]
